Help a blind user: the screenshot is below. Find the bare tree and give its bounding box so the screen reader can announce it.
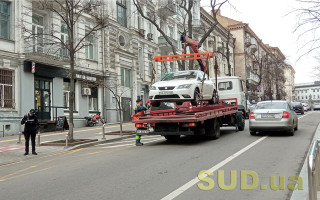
[22,0,109,141]
[91,79,131,136]
[294,0,320,58]
[133,0,228,71]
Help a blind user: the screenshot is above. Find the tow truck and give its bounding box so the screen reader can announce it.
[132,35,245,140]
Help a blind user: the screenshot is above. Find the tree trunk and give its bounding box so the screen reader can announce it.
[68,52,75,142]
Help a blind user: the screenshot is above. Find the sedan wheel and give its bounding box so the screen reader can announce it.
[288,126,294,136]
[294,121,298,131]
[250,131,256,136]
[208,89,218,105]
[191,89,200,106]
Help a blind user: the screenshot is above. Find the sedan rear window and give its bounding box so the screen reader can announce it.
[218,81,233,90]
[291,102,301,106]
[256,102,288,109]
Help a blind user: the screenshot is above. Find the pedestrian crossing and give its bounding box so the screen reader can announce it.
[0,146,24,153]
[95,135,165,148]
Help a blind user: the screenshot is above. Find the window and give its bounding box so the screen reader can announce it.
[63,79,75,110]
[85,31,96,60]
[117,0,127,27]
[148,54,152,76]
[168,26,173,38]
[0,1,10,39]
[0,69,14,109]
[302,96,304,100]
[60,23,69,57]
[89,87,98,111]
[298,96,300,100]
[121,68,131,87]
[147,22,152,34]
[218,81,233,90]
[32,14,44,53]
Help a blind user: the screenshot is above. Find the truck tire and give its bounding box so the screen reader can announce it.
[205,118,220,140]
[236,112,245,131]
[164,135,180,141]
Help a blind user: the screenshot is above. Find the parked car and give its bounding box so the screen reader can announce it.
[291,102,304,114]
[302,103,310,112]
[249,100,298,136]
[247,100,257,113]
[149,70,216,106]
[314,103,320,111]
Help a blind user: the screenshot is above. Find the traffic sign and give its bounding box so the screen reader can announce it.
[257,85,262,91]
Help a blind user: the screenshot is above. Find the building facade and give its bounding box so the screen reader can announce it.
[0,0,235,135]
[295,82,320,106]
[216,11,289,102]
[284,65,295,102]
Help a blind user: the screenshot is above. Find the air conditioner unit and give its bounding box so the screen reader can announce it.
[147,33,153,40]
[82,88,91,96]
[139,29,145,36]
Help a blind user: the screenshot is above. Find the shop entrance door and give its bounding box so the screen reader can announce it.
[34,78,51,120]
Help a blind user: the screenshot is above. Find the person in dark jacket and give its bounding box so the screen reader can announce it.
[134,99,150,146]
[21,109,39,155]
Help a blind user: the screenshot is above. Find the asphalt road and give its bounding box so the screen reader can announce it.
[0,111,319,200]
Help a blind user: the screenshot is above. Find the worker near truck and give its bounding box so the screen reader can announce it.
[134,99,150,146]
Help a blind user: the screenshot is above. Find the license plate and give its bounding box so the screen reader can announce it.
[136,130,150,134]
[159,91,173,95]
[262,114,275,118]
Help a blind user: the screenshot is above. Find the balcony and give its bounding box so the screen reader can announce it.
[157,3,178,18]
[246,68,260,84]
[24,41,70,66]
[158,36,178,51]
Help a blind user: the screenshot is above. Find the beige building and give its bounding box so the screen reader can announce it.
[284,65,296,102]
[216,11,288,102]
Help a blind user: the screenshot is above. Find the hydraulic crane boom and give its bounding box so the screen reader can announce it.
[180,34,207,73]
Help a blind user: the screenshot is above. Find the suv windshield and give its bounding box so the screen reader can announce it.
[162,71,197,81]
[256,102,288,109]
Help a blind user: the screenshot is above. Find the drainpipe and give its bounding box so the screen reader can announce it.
[101,3,107,123]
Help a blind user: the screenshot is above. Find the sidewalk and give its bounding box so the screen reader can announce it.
[0,122,136,166]
[291,122,320,200]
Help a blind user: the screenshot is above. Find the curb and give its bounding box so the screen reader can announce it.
[290,121,320,200]
[67,134,136,150]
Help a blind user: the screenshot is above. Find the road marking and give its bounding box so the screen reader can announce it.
[95,136,162,147]
[101,138,164,149]
[0,123,133,143]
[0,145,24,152]
[0,165,36,181]
[0,167,53,182]
[86,151,103,156]
[298,112,313,120]
[161,136,268,200]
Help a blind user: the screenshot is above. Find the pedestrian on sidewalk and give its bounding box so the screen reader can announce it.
[21,109,39,155]
[134,99,150,146]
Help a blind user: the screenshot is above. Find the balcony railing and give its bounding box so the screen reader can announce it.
[246,69,260,84]
[158,36,178,51]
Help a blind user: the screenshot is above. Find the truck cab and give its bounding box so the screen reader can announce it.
[213,76,248,117]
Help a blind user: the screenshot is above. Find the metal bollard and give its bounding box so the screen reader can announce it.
[65,134,69,149]
[37,130,40,147]
[102,124,106,140]
[308,139,320,200]
[17,131,22,144]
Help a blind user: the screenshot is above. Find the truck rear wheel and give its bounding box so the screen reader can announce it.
[205,118,220,140]
[164,135,180,141]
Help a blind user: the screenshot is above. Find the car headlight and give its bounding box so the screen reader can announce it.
[150,86,157,90]
[177,84,192,89]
